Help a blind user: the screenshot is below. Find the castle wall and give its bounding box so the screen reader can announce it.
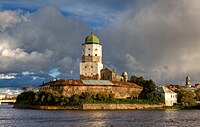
[62,85,141,99]
[41,85,142,99]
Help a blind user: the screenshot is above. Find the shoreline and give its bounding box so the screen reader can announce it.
[13,103,193,110]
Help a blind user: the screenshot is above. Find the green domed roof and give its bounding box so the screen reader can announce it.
[85,33,100,44]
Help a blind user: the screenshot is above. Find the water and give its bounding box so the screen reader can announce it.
[0,105,200,127]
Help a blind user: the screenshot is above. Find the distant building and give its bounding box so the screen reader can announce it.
[101,68,128,82]
[186,76,191,88]
[157,86,177,106]
[22,85,35,91]
[165,84,180,91]
[0,94,6,99]
[195,83,200,88]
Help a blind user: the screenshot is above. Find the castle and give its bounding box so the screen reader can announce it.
[80,33,128,82]
[39,33,142,99]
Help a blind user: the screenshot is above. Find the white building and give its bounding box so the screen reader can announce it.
[158,86,177,106]
[80,33,103,80]
[0,94,6,99]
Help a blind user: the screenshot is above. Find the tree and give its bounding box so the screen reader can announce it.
[130,75,146,86]
[178,89,196,106]
[195,90,200,101]
[130,75,157,99]
[16,91,36,105]
[146,93,164,103]
[130,75,138,84]
[143,79,156,93]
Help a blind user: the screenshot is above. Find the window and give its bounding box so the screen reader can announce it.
[91,66,93,68]
[91,73,93,75]
[85,66,87,68]
[95,54,97,56]
[88,48,90,50]
[88,54,90,56]
[85,73,87,75]
[95,49,97,51]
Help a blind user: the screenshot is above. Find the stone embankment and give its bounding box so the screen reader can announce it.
[82,104,164,110]
[14,103,164,110]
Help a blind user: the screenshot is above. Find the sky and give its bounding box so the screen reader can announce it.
[0,0,200,88]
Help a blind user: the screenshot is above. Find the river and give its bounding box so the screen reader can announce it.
[0,105,200,127]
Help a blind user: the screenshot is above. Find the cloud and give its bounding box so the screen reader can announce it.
[0,5,89,85]
[1,1,200,87]
[125,53,144,73]
[0,74,15,79]
[0,10,27,31]
[100,0,200,84]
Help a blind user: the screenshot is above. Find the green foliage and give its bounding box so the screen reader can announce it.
[130,76,145,86]
[195,89,200,101]
[145,93,164,104]
[130,75,157,101]
[96,93,109,101]
[176,89,196,106]
[16,91,36,105]
[70,94,80,105]
[16,91,163,106]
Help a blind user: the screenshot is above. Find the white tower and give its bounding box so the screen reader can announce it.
[80,33,103,80]
[186,76,191,88]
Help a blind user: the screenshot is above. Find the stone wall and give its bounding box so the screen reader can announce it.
[14,104,164,110]
[101,68,125,82]
[39,80,143,99]
[82,104,164,110]
[82,56,101,62]
[80,74,100,80]
[60,85,142,99]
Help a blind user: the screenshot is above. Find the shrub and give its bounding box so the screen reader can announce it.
[70,94,80,105]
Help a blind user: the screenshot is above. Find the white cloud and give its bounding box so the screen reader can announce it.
[0,10,28,31]
[0,74,15,79]
[0,6,89,79]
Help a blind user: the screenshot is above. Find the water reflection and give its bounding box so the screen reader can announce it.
[0,106,200,127]
[78,111,108,127]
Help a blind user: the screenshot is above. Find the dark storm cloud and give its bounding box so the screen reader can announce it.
[100,0,200,84]
[1,0,200,86]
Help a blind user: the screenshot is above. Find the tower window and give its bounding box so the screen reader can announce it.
[85,66,87,68]
[91,66,93,68]
[88,48,90,50]
[88,54,90,56]
[95,54,97,56]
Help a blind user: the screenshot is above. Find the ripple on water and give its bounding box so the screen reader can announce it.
[0,105,200,127]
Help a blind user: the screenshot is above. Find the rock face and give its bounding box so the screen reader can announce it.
[39,79,143,99]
